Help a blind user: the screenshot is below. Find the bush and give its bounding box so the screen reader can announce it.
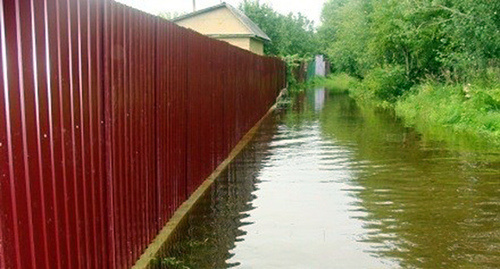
[282,54,313,92]
[360,66,412,102]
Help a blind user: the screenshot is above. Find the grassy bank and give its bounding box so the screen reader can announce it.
[395,82,500,147]
[291,73,357,94]
[316,72,500,148]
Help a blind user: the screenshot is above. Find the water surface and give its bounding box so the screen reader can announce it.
[165,90,500,268]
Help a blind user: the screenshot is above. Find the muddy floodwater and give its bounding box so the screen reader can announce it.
[164,90,500,268]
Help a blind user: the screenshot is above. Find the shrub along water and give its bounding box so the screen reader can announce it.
[395,71,500,147]
[304,73,356,93]
[317,69,500,147]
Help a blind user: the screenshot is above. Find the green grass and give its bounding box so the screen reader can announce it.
[307,73,359,93]
[395,82,500,147]
[315,72,500,148]
[321,73,358,93]
[158,257,191,269]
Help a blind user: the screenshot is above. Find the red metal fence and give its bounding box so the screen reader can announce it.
[0,0,286,268]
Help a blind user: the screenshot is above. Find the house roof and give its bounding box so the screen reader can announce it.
[172,2,271,42]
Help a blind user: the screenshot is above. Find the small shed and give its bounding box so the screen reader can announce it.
[172,3,271,55]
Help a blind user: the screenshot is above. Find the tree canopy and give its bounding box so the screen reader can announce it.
[239,0,319,57]
[318,0,500,83]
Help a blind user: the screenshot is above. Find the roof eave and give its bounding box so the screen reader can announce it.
[208,33,270,42]
[172,3,226,22]
[223,4,271,42]
[172,3,271,42]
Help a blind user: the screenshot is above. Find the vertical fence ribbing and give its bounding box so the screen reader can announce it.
[0,0,286,268]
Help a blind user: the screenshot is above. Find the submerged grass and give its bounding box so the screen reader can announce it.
[317,72,500,148]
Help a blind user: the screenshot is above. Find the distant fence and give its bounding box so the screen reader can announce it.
[291,55,330,83]
[0,0,286,268]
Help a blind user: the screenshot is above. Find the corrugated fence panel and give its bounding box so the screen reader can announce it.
[212,41,227,167]
[156,18,189,228]
[0,0,108,268]
[0,0,286,268]
[104,2,161,267]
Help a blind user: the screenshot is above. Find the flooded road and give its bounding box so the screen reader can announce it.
[165,90,500,268]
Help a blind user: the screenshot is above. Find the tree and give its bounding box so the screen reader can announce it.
[239,0,319,57]
[318,0,500,82]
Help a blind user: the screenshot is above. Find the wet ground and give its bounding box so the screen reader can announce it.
[163,89,500,268]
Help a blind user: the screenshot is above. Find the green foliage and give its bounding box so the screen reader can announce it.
[239,1,321,89]
[395,79,500,146]
[315,0,500,145]
[310,73,359,93]
[316,0,346,53]
[239,0,319,57]
[281,54,314,91]
[359,65,413,102]
[159,257,191,269]
[281,54,300,87]
[319,0,371,76]
[436,0,500,81]
[319,0,500,82]
[313,71,500,145]
[318,68,412,103]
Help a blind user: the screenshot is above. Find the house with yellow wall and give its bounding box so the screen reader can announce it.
[172,3,270,55]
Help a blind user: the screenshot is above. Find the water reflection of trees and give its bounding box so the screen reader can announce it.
[317,93,500,268]
[163,117,277,268]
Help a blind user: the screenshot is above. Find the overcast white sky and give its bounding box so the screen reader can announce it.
[115,0,326,26]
